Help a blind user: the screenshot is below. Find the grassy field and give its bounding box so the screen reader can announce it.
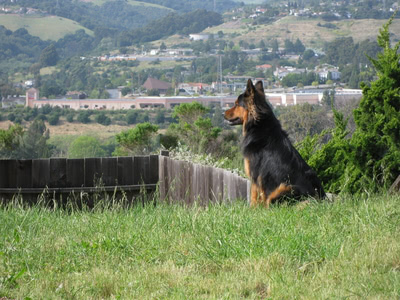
[1,194,399,299]
[0,14,93,41]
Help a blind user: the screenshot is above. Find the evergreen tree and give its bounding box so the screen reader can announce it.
[39,44,59,67]
[300,15,400,194]
[351,15,400,191]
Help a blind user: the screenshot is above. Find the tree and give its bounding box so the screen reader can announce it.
[271,39,279,53]
[21,120,51,159]
[300,15,400,194]
[0,124,24,158]
[48,113,60,125]
[168,102,221,154]
[39,44,59,67]
[126,110,138,124]
[77,111,91,124]
[303,49,315,60]
[95,112,111,126]
[159,42,167,51]
[114,122,159,155]
[69,136,106,158]
[350,15,400,192]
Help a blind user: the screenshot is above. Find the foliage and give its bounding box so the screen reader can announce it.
[21,120,51,159]
[68,135,106,158]
[95,112,111,126]
[77,111,92,124]
[0,26,48,73]
[351,15,400,192]
[47,113,60,126]
[114,122,159,155]
[167,102,222,154]
[39,44,59,67]
[277,103,332,144]
[118,9,223,45]
[299,16,400,194]
[0,124,24,158]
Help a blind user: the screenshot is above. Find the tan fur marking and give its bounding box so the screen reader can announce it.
[244,158,251,178]
[265,183,292,208]
[250,183,259,207]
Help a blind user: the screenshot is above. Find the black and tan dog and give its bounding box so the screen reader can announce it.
[224,79,326,207]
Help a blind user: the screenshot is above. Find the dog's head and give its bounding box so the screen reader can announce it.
[224,79,268,127]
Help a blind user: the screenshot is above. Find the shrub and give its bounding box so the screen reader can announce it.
[77,111,91,124]
[48,113,60,125]
[95,112,111,126]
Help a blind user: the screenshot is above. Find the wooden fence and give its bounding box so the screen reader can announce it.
[0,153,250,205]
[0,156,159,202]
[159,155,250,205]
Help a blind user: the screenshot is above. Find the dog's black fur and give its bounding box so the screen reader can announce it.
[224,79,325,206]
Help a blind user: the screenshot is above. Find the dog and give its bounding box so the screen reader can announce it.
[224,79,326,207]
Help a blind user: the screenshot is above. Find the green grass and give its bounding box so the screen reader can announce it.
[1,194,399,299]
[0,15,93,41]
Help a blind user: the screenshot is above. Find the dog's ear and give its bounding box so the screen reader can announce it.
[245,79,255,96]
[255,81,264,95]
[244,79,258,121]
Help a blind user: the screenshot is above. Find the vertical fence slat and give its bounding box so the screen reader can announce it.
[167,157,174,203]
[118,157,133,186]
[133,156,149,185]
[50,158,67,188]
[158,155,166,200]
[149,155,159,184]
[66,158,84,188]
[84,158,102,187]
[101,157,118,186]
[0,160,11,188]
[16,160,32,188]
[32,159,50,188]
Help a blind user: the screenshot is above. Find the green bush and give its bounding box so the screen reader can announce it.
[299,16,400,194]
[66,113,74,123]
[77,111,91,124]
[95,112,111,126]
[48,113,60,125]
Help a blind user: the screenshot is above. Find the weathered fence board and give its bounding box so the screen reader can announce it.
[117,157,133,185]
[84,158,102,187]
[32,159,50,188]
[66,159,84,188]
[159,155,250,205]
[17,160,32,188]
[50,158,67,188]
[0,156,160,202]
[1,153,249,205]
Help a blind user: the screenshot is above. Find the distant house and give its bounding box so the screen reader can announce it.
[274,66,306,79]
[189,34,211,41]
[1,95,25,108]
[256,64,272,71]
[66,91,86,99]
[178,82,211,94]
[142,77,171,94]
[315,65,341,81]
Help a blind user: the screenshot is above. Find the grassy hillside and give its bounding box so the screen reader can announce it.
[0,14,93,41]
[86,0,174,11]
[1,194,399,298]
[203,16,400,48]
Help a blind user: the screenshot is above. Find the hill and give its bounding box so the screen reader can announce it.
[84,0,174,10]
[202,16,400,48]
[0,14,93,41]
